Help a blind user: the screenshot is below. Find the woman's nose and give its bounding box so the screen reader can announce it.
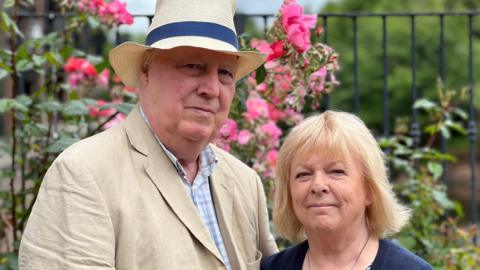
[310,174,329,195]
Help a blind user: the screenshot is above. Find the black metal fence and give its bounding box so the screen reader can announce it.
[10,11,480,226]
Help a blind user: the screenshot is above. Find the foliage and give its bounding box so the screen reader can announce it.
[378,82,479,269]
[214,0,339,183]
[320,0,480,129]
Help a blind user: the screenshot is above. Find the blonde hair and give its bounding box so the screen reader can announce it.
[273,110,411,243]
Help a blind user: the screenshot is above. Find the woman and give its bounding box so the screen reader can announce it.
[261,111,433,270]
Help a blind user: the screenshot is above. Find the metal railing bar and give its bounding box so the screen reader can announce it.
[409,15,421,146]
[352,16,360,113]
[467,15,478,232]
[382,15,389,137]
[439,15,448,185]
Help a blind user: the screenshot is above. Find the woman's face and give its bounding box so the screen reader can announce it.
[289,150,371,233]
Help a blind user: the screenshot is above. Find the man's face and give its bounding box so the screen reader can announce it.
[139,47,238,149]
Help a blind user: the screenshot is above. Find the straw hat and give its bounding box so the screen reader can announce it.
[109,0,265,87]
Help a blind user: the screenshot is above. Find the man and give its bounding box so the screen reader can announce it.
[18,0,277,269]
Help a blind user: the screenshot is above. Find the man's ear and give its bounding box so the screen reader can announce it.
[139,69,149,87]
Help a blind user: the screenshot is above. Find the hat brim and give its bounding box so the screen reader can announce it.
[109,41,265,87]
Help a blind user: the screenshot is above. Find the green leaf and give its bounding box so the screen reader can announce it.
[453,108,468,120]
[107,103,134,115]
[19,0,34,7]
[86,55,104,65]
[424,125,437,135]
[3,0,14,8]
[32,54,46,66]
[432,189,454,209]
[62,100,89,116]
[83,98,98,106]
[0,12,11,32]
[15,43,29,59]
[16,94,32,107]
[47,137,79,153]
[0,98,28,113]
[1,11,24,38]
[16,59,34,72]
[0,68,8,80]
[255,65,266,83]
[87,16,100,29]
[439,124,451,139]
[45,32,59,45]
[427,162,443,179]
[45,52,63,66]
[445,120,467,135]
[35,100,62,113]
[412,99,437,110]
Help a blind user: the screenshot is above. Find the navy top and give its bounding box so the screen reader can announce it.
[261,239,434,270]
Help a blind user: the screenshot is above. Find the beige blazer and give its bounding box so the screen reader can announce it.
[19,107,277,270]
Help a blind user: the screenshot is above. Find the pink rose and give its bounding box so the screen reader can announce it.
[266,41,287,62]
[266,149,279,168]
[244,97,269,120]
[89,100,116,117]
[281,2,317,53]
[67,73,83,88]
[261,121,282,139]
[96,69,110,88]
[267,103,286,121]
[99,0,134,26]
[219,119,238,141]
[250,39,272,54]
[237,130,251,145]
[308,66,327,93]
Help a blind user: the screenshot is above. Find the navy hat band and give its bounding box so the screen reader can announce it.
[145,21,239,49]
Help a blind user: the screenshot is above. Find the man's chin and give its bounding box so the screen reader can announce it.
[180,128,215,144]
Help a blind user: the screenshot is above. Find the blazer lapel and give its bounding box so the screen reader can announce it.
[123,106,223,262]
[210,151,239,269]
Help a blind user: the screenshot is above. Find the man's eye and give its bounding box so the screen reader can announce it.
[181,64,205,75]
[219,69,233,78]
[184,64,203,70]
[219,69,234,84]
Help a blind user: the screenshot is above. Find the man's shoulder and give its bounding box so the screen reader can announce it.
[372,239,433,270]
[56,124,128,165]
[261,241,307,270]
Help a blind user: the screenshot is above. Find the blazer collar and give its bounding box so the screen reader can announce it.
[123,106,224,263]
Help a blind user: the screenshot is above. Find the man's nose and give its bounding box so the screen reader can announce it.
[197,70,220,98]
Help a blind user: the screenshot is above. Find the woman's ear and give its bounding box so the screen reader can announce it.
[364,180,373,206]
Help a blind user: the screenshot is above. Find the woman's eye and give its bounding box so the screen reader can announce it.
[294,171,310,180]
[330,169,345,176]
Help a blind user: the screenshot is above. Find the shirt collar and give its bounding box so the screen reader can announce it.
[138,105,218,178]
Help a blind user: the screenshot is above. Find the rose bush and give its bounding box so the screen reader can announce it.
[214,0,338,183]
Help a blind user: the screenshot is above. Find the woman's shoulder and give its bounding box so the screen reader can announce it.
[261,241,308,270]
[370,239,434,270]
